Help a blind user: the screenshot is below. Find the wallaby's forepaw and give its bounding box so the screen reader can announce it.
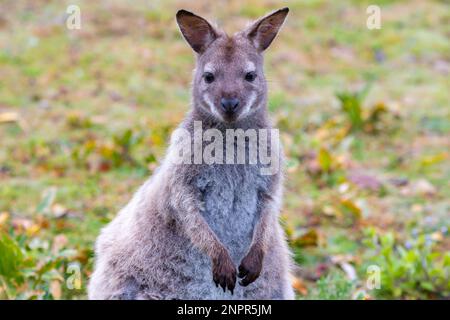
[212,249,237,294]
[238,246,263,286]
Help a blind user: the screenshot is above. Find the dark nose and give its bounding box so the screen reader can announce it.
[220,98,239,113]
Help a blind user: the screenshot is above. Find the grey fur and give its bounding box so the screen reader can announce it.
[88,8,294,300]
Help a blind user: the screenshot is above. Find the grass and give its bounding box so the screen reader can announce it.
[0,0,449,299]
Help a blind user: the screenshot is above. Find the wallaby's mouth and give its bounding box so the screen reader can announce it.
[221,109,243,123]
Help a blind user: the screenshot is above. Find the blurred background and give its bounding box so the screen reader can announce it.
[0,0,449,299]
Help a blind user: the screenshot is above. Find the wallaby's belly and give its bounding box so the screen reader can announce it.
[195,164,263,263]
[90,164,288,299]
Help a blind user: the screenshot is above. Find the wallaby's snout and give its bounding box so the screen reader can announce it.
[221,97,240,113]
[176,8,289,124]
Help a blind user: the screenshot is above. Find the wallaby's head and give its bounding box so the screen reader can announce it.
[176,8,289,123]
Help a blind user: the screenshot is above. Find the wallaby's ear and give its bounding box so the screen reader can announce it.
[244,7,289,52]
[176,10,218,54]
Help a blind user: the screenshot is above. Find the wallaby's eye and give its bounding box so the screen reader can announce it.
[245,71,257,82]
[203,72,215,84]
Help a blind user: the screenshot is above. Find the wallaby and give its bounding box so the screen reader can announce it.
[88,8,294,300]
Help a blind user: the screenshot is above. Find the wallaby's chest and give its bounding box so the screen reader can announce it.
[194,164,271,261]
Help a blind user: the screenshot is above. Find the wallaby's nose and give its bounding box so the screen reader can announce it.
[220,98,239,113]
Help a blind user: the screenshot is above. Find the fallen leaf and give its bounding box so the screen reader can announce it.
[340,198,362,219]
[26,224,41,237]
[419,152,447,168]
[338,183,350,193]
[52,204,69,218]
[50,280,62,299]
[0,212,9,227]
[348,172,382,191]
[11,218,34,234]
[322,205,338,217]
[330,254,358,264]
[430,231,444,242]
[292,276,308,295]
[389,177,408,187]
[293,229,319,247]
[0,112,19,123]
[340,262,357,281]
[318,147,332,172]
[52,234,68,253]
[411,179,437,197]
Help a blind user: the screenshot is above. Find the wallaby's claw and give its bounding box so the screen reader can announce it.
[238,269,258,286]
[238,264,248,278]
[238,263,259,287]
[238,246,263,287]
[212,249,237,294]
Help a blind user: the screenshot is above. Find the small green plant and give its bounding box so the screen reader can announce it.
[305,146,346,187]
[362,228,450,299]
[336,87,367,131]
[71,128,147,171]
[304,271,355,300]
[0,233,25,284]
[336,84,391,133]
[0,231,79,299]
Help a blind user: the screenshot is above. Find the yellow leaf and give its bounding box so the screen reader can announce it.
[323,205,337,216]
[340,198,361,218]
[318,148,332,172]
[292,276,308,295]
[0,212,9,227]
[420,152,448,168]
[50,280,62,299]
[0,112,19,123]
[430,231,444,242]
[293,229,318,247]
[26,224,41,237]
